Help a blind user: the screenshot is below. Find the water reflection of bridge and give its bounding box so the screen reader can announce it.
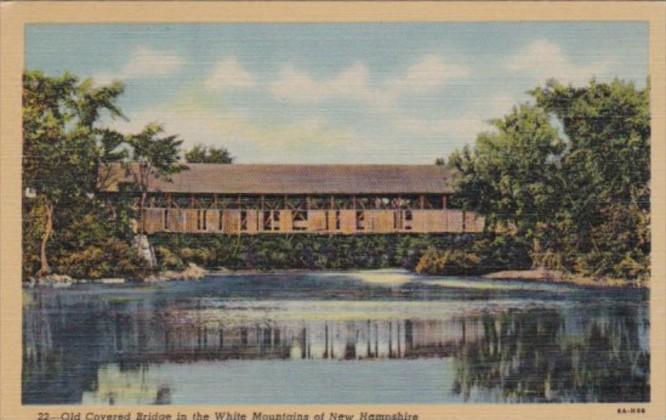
[23,289,650,404]
[114,318,480,363]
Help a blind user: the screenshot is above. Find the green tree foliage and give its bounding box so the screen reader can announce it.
[531,79,650,278]
[22,71,128,275]
[415,248,481,275]
[449,104,565,244]
[22,71,193,280]
[449,79,650,280]
[125,123,187,234]
[185,144,234,164]
[150,233,530,274]
[434,156,457,169]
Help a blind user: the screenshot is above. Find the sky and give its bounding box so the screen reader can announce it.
[26,23,648,164]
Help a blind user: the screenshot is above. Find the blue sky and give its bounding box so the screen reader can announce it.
[26,23,648,164]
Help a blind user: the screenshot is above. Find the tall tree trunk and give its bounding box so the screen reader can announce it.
[38,200,53,276]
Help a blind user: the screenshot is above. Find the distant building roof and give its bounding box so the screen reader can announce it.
[102,163,454,195]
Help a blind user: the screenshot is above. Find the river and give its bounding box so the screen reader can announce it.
[22,269,649,404]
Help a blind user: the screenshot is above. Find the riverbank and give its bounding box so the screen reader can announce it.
[25,263,210,287]
[482,269,648,289]
[26,265,647,289]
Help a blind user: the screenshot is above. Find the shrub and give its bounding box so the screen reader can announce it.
[155,246,184,271]
[415,248,481,275]
[56,237,149,279]
[149,232,531,274]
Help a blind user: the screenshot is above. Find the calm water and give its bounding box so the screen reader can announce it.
[22,269,650,404]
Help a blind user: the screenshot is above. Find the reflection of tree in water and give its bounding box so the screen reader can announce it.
[23,292,119,403]
[22,291,177,404]
[451,307,649,402]
[23,288,650,404]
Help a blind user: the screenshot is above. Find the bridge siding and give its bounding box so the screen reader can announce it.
[142,207,484,234]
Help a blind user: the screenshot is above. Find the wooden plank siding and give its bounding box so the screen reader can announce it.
[142,208,163,234]
[465,212,485,233]
[279,210,293,232]
[308,210,328,233]
[339,210,357,234]
[206,210,220,233]
[327,211,340,233]
[366,210,395,233]
[141,206,484,235]
[446,210,464,233]
[223,210,240,234]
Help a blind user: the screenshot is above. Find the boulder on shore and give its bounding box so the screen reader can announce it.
[145,263,208,282]
[34,274,74,287]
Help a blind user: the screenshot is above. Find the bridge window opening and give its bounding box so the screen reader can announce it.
[375,197,391,209]
[263,211,272,231]
[424,195,443,209]
[197,210,207,231]
[356,210,365,231]
[218,210,224,231]
[335,211,341,230]
[325,211,330,231]
[404,210,413,231]
[309,197,328,210]
[163,209,170,230]
[293,210,308,231]
[263,210,281,231]
[240,210,248,231]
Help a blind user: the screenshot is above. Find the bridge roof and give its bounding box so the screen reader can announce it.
[101,163,455,195]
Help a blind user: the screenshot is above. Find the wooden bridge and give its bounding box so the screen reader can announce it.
[103,163,484,235]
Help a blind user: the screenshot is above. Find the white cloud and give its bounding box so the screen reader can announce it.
[484,94,521,118]
[111,106,355,163]
[270,55,469,106]
[505,39,613,85]
[386,54,470,95]
[388,94,519,142]
[204,57,256,91]
[270,63,373,105]
[392,112,490,139]
[93,46,184,84]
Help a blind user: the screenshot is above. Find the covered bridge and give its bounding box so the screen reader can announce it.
[102,163,484,235]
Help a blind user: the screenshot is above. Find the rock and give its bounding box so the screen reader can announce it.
[180,262,208,280]
[133,234,157,268]
[38,273,73,287]
[144,263,208,282]
[98,278,126,284]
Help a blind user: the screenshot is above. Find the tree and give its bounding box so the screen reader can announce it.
[449,79,650,279]
[22,71,127,275]
[126,123,187,235]
[185,144,234,164]
[530,79,650,277]
[449,104,566,259]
